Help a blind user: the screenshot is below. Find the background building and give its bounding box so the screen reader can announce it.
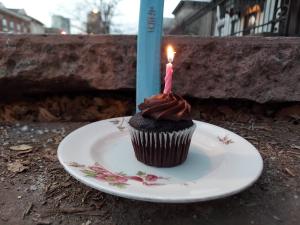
[0,2,44,34]
[45,27,64,34]
[51,15,70,34]
[0,3,30,33]
[163,18,176,34]
[170,0,300,37]
[29,16,45,34]
[172,0,212,36]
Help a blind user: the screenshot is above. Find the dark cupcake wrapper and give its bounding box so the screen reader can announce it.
[128,123,196,167]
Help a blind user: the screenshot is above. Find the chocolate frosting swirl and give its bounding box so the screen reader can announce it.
[138,93,192,121]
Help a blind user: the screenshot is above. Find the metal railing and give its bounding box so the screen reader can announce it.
[231,0,291,36]
[171,0,293,37]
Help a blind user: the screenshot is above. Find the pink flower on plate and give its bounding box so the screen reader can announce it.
[95,174,107,181]
[89,165,106,173]
[104,175,128,183]
[69,162,169,189]
[112,176,128,183]
[145,174,159,182]
[127,176,144,182]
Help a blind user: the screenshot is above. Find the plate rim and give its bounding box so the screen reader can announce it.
[57,117,264,203]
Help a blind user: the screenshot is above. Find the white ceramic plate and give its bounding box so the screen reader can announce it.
[57,117,263,203]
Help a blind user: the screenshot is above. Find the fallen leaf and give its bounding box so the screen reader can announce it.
[54,136,63,144]
[38,107,59,122]
[9,144,33,151]
[42,148,57,162]
[272,215,281,221]
[82,220,92,225]
[7,160,29,173]
[291,144,300,150]
[16,149,33,155]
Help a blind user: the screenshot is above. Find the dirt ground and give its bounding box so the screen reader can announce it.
[0,110,299,225]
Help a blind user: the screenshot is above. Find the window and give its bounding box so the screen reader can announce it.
[9,21,14,31]
[17,24,21,32]
[24,27,30,33]
[21,24,25,33]
[2,18,8,31]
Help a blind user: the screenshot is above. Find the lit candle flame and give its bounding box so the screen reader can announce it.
[167,45,175,63]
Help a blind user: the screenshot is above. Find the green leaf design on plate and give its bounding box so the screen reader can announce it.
[137,171,146,176]
[110,183,129,188]
[81,169,97,177]
[105,176,119,182]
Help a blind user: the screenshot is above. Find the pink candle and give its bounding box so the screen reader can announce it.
[163,46,175,94]
[164,63,173,94]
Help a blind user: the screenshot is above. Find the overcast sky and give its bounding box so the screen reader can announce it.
[0,0,183,34]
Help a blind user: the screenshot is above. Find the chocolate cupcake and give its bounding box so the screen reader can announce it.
[128,93,196,167]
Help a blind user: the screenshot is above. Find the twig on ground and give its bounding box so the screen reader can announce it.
[36,219,52,225]
[23,202,33,218]
[82,190,91,203]
[55,193,68,201]
[254,126,272,131]
[43,207,96,217]
[71,211,105,216]
[284,168,296,177]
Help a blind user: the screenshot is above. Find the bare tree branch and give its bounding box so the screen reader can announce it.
[61,0,120,34]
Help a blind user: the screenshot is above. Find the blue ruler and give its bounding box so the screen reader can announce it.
[136,0,164,111]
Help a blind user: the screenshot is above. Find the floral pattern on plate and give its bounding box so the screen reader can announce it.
[68,162,169,188]
[109,118,126,131]
[218,135,234,145]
